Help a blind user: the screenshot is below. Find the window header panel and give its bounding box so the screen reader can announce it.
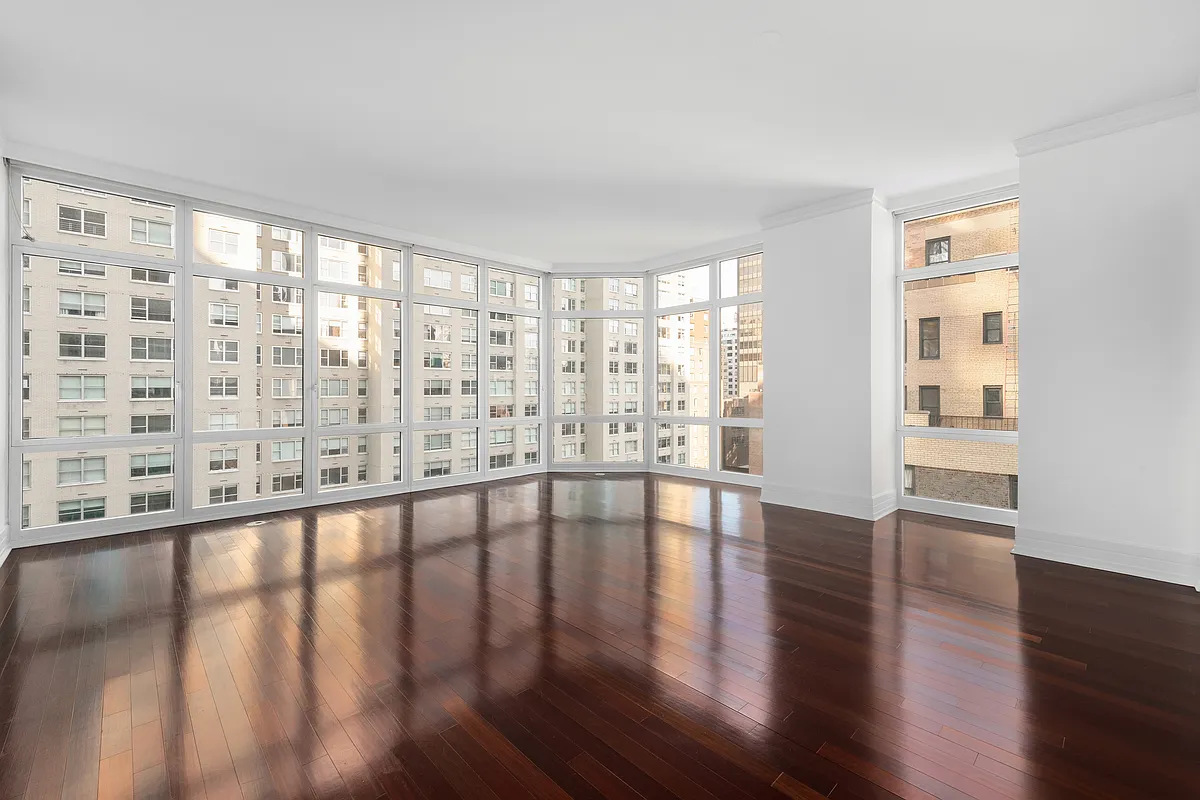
[23,177,177,260]
[552,276,643,312]
[902,200,1019,270]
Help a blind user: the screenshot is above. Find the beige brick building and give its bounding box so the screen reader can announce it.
[902,201,1019,509]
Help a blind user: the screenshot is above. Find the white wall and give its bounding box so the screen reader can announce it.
[1015,110,1200,587]
[761,197,895,519]
[0,127,10,565]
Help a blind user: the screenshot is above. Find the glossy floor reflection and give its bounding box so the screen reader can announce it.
[0,475,1197,799]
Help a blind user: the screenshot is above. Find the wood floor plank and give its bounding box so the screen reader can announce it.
[0,475,1192,800]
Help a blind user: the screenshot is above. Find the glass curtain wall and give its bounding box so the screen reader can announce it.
[649,252,764,479]
[898,197,1019,517]
[10,167,547,541]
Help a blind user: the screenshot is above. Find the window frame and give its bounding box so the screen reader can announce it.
[641,245,764,483]
[10,163,552,538]
[894,187,1020,526]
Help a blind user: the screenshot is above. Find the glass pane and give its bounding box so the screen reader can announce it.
[317,293,402,426]
[416,428,479,478]
[317,235,402,291]
[720,427,763,475]
[487,423,541,469]
[193,211,304,276]
[24,256,176,439]
[553,422,643,464]
[415,253,478,301]
[193,277,303,432]
[487,313,540,419]
[903,268,1018,431]
[902,200,1019,269]
[904,438,1018,509]
[22,444,175,529]
[318,432,402,491]
[655,423,709,469]
[552,276,643,312]
[656,265,709,308]
[414,305,478,421]
[655,311,709,417]
[22,177,176,259]
[487,268,541,310]
[719,303,763,419]
[719,252,763,297]
[193,438,304,508]
[551,319,643,417]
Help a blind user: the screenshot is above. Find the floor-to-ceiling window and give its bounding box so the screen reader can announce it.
[10,166,547,543]
[897,194,1019,522]
[648,250,764,483]
[549,276,646,467]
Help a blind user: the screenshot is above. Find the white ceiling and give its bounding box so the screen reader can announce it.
[2,1,1197,264]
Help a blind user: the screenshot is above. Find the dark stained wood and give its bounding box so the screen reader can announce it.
[0,473,1198,799]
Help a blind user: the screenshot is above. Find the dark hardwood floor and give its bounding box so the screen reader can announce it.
[0,474,1197,799]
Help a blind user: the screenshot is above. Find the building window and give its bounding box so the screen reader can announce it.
[59,416,106,437]
[983,312,1003,344]
[60,375,106,401]
[58,498,106,523]
[131,297,174,322]
[271,440,303,462]
[59,291,106,318]
[918,386,940,427]
[58,260,106,277]
[58,206,106,237]
[319,467,349,487]
[131,336,174,361]
[983,386,1003,418]
[57,456,107,486]
[131,268,174,284]
[131,492,173,514]
[208,229,239,254]
[131,218,173,246]
[207,413,238,431]
[925,237,950,265]
[130,453,173,478]
[423,461,452,478]
[209,340,239,363]
[59,333,107,359]
[209,303,239,326]
[209,486,238,505]
[208,448,239,472]
[918,318,940,359]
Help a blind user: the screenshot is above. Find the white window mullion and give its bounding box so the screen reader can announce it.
[302,224,319,504]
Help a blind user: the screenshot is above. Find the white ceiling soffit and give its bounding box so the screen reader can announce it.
[1,1,1197,264]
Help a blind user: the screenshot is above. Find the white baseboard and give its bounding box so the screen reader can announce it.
[871,490,898,520]
[0,525,10,569]
[1014,526,1200,590]
[760,483,881,521]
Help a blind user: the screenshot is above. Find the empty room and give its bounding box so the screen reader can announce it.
[0,2,1198,798]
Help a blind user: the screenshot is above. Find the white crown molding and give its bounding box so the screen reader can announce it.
[550,261,647,275]
[1013,91,1200,158]
[884,171,1020,217]
[7,141,553,272]
[1014,526,1200,590]
[552,230,765,275]
[760,188,881,231]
